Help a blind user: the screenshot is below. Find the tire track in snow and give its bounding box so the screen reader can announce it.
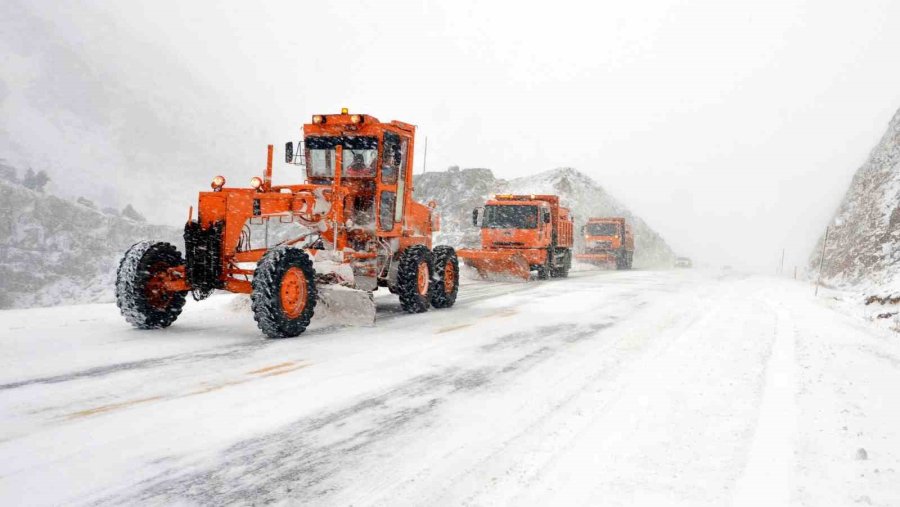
[732,303,799,506]
[93,320,619,506]
[1,273,596,393]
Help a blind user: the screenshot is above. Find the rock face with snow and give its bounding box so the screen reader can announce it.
[810,108,900,289]
[0,179,181,308]
[414,166,676,268]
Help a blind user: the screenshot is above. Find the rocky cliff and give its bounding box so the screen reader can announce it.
[810,107,900,290]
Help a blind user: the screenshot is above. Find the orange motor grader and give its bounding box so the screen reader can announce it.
[575,217,634,269]
[116,110,459,338]
[457,194,573,280]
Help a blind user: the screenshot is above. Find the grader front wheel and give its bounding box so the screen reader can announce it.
[116,241,187,329]
[251,247,317,338]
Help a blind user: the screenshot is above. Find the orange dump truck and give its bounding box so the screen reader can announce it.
[575,217,634,269]
[457,194,573,280]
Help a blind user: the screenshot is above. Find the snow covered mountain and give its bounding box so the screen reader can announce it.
[0,178,180,309]
[414,166,676,268]
[810,107,900,290]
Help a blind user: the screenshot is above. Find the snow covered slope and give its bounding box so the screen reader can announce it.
[0,179,180,308]
[810,107,900,290]
[414,166,676,268]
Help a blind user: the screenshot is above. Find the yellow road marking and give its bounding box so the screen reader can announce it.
[247,361,296,375]
[435,308,518,334]
[66,396,163,420]
[436,323,473,334]
[63,361,311,420]
[257,363,310,377]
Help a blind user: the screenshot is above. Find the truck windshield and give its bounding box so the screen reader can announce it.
[306,136,378,178]
[483,205,538,229]
[586,223,619,236]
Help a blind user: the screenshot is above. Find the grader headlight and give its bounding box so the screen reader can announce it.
[312,115,325,124]
[250,176,263,190]
[211,175,226,191]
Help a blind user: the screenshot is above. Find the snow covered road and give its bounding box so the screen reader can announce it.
[1,270,898,506]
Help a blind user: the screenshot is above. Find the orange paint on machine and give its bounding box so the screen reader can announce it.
[457,194,574,280]
[115,110,459,338]
[575,217,635,270]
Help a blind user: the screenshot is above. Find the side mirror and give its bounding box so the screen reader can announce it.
[543,212,551,224]
[285,142,294,163]
[472,207,484,227]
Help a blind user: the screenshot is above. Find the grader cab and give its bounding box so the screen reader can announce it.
[116,110,459,338]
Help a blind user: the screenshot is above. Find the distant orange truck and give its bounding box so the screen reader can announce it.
[575,217,634,270]
[458,194,574,280]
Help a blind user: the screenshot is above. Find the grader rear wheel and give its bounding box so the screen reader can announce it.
[397,245,433,313]
[430,245,459,309]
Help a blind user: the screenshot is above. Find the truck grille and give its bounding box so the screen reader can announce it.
[586,241,612,253]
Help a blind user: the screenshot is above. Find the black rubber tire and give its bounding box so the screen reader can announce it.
[554,249,571,278]
[430,245,459,309]
[116,241,187,329]
[616,250,633,270]
[251,247,317,338]
[397,245,433,313]
[537,246,553,280]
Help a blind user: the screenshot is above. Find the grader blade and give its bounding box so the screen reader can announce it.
[457,249,531,281]
[316,285,376,326]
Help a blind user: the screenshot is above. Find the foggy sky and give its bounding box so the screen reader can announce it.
[3,0,900,271]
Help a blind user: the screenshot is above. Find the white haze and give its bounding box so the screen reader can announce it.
[2,0,900,271]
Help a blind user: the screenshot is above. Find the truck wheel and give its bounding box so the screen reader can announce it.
[252,247,317,338]
[397,245,433,313]
[116,241,188,329]
[430,245,459,309]
[554,250,571,278]
[538,245,554,279]
[626,252,634,270]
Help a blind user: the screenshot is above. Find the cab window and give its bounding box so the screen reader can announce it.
[382,132,401,184]
[394,136,409,223]
[342,136,377,178]
[483,205,538,229]
[305,136,338,178]
[379,191,396,231]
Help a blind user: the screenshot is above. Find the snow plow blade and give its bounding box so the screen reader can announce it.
[316,285,376,327]
[457,249,531,281]
[575,253,614,266]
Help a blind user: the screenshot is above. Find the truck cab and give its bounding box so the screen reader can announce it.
[477,197,554,250]
[458,194,573,280]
